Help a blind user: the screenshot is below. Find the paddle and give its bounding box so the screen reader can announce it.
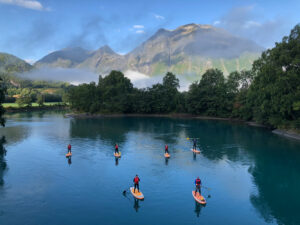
[201,185,211,190]
[186,137,200,140]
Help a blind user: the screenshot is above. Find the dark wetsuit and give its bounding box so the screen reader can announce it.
[68,144,72,153]
[195,178,202,195]
[133,176,140,192]
[193,139,197,150]
[165,145,169,154]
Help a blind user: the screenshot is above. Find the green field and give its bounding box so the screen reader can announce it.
[3,102,64,108]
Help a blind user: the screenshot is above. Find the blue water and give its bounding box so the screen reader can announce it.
[0,111,300,225]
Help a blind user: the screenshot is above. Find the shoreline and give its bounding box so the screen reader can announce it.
[5,105,67,113]
[65,112,300,141]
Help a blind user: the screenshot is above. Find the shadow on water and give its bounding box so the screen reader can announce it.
[133,199,140,212]
[194,201,203,217]
[115,157,119,166]
[67,156,72,165]
[0,136,7,187]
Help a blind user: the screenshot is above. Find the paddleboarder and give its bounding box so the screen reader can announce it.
[165,144,169,154]
[194,176,202,195]
[133,175,140,193]
[115,143,119,154]
[68,144,72,153]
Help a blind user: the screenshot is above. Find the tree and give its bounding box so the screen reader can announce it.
[187,69,229,116]
[37,94,44,107]
[246,24,300,128]
[0,77,6,127]
[16,95,32,107]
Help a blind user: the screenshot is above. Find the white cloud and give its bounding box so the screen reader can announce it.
[0,0,48,11]
[136,30,145,34]
[243,20,262,28]
[213,20,220,25]
[24,58,35,64]
[154,14,165,20]
[133,25,144,29]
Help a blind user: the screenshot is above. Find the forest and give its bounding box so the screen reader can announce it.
[67,25,300,130]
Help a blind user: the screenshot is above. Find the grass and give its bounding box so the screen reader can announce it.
[3,102,64,108]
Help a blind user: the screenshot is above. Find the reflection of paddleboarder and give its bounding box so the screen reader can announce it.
[194,201,202,217]
[115,157,119,166]
[68,156,72,165]
[133,199,140,212]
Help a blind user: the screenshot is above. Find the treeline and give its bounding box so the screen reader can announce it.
[67,24,300,130]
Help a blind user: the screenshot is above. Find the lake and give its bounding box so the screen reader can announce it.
[0,111,300,225]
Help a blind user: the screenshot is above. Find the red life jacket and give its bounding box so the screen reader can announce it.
[134,177,139,184]
[68,144,71,150]
[115,145,118,149]
[165,145,168,150]
[196,178,201,185]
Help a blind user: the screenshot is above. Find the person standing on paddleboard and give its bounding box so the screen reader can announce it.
[133,175,140,193]
[115,143,119,154]
[193,139,197,150]
[194,176,202,195]
[68,144,72,153]
[165,144,169,154]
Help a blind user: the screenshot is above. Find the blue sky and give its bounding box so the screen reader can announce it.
[0,0,299,62]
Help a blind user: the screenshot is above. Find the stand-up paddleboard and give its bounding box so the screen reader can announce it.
[191,149,201,153]
[114,151,121,157]
[164,153,170,158]
[192,191,206,205]
[130,187,144,200]
[66,152,72,157]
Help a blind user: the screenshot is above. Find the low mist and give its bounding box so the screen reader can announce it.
[19,67,193,91]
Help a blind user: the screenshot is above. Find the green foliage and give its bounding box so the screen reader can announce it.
[0,77,6,127]
[67,24,300,131]
[16,95,32,107]
[246,24,300,128]
[37,94,44,107]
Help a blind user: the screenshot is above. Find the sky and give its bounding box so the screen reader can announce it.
[0,0,299,63]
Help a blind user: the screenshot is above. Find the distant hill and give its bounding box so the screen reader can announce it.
[34,24,263,78]
[0,52,32,74]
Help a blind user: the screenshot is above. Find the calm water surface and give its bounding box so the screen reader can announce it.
[0,111,300,225]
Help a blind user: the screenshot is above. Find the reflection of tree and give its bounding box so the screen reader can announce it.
[69,117,187,146]
[0,136,7,186]
[1,125,29,145]
[248,139,300,225]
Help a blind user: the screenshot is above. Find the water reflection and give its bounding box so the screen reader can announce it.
[133,199,140,212]
[67,156,72,165]
[165,158,169,165]
[0,136,7,186]
[194,202,203,217]
[115,157,119,166]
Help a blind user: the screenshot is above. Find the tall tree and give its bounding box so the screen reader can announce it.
[247,24,300,128]
[0,77,6,127]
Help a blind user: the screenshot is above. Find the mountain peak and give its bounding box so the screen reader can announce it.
[96,45,115,54]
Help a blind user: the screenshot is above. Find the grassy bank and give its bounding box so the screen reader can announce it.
[3,102,64,108]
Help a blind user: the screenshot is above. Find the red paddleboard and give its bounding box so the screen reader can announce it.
[114,151,121,158]
[192,191,206,205]
[191,149,201,153]
[130,187,144,200]
[164,153,170,158]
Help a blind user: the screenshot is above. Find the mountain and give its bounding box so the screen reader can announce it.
[35,23,264,77]
[0,52,33,74]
